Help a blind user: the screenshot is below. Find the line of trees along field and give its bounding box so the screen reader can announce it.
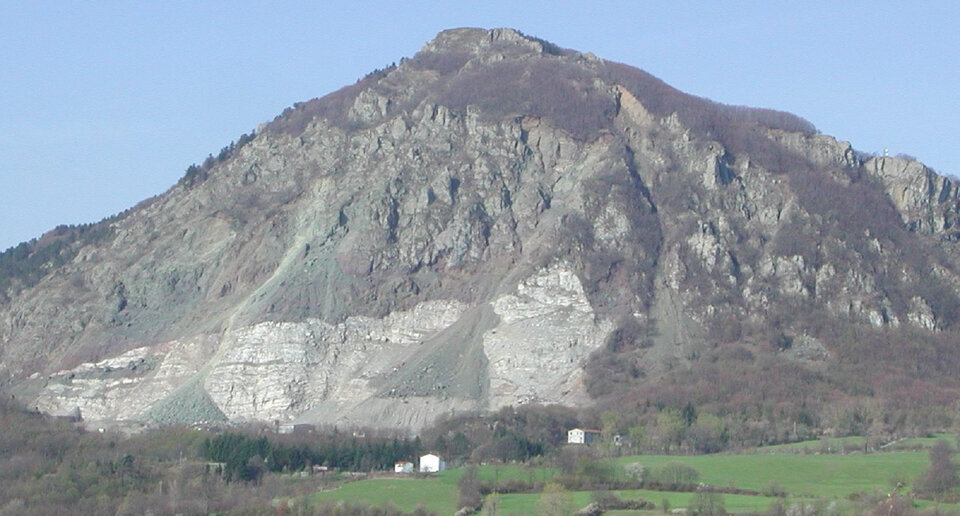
[200,432,421,482]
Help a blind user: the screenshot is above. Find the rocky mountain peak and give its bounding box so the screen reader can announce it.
[3,29,960,434]
[420,27,555,57]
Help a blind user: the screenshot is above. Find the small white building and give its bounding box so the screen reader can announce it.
[419,453,446,473]
[394,461,414,474]
[278,423,316,435]
[567,428,602,444]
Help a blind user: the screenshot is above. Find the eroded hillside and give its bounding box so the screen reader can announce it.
[3,28,960,432]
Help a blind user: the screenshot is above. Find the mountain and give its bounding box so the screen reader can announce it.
[3,28,960,435]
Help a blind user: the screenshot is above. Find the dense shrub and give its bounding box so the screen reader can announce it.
[647,462,700,489]
[423,405,578,463]
[915,440,960,500]
[0,221,115,297]
[439,59,618,140]
[457,466,482,509]
[201,431,421,481]
[689,491,727,516]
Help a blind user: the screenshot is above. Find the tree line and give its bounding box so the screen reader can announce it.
[178,129,257,188]
[201,431,422,482]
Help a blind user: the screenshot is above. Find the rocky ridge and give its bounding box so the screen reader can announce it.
[4,28,960,431]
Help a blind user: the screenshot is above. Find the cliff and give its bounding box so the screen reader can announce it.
[4,28,960,431]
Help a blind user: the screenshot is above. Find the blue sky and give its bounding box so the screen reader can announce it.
[1,1,958,251]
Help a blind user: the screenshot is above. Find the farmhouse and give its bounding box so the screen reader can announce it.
[419,453,446,473]
[394,461,414,473]
[278,423,315,435]
[567,428,601,444]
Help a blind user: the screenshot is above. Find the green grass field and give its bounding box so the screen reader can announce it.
[437,463,558,485]
[305,444,954,515]
[615,451,928,498]
[308,464,557,513]
[310,477,459,514]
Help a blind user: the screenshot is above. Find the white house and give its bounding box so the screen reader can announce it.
[394,461,414,474]
[567,428,602,444]
[278,423,315,435]
[419,453,446,473]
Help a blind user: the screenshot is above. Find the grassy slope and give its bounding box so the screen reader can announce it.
[311,477,458,514]
[309,465,555,514]
[614,452,927,498]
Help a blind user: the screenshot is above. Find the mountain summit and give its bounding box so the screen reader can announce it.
[4,28,960,432]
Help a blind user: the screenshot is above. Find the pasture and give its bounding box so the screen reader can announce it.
[306,441,959,514]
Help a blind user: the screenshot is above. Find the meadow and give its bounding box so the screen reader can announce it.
[306,440,960,515]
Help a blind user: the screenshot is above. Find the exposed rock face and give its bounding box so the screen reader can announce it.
[865,156,960,235]
[485,262,613,409]
[5,28,960,430]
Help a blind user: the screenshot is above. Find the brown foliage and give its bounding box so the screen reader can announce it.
[0,397,359,515]
[916,440,960,500]
[439,59,619,140]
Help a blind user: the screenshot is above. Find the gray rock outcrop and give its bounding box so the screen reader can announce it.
[4,28,960,431]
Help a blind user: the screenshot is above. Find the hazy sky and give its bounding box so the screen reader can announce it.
[2,1,958,251]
